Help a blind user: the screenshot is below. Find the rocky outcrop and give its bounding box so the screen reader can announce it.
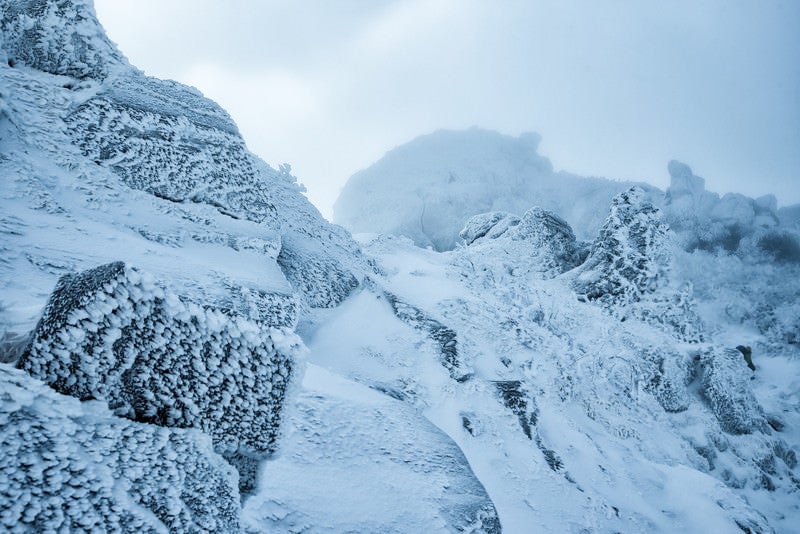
[664,160,785,253]
[0,0,126,79]
[2,0,364,310]
[573,187,671,307]
[1,364,240,533]
[18,262,301,492]
[459,211,521,245]
[460,207,583,279]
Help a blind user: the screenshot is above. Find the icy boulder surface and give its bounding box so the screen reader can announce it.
[459,211,520,245]
[18,262,301,491]
[0,364,240,533]
[0,0,126,79]
[461,206,583,278]
[573,187,671,307]
[334,128,657,250]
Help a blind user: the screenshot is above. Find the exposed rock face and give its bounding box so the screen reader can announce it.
[573,187,671,307]
[18,262,301,492]
[700,348,767,434]
[0,0,126,79]
[1,364,240,533]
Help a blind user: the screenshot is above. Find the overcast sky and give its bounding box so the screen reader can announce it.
[94,0,800,218]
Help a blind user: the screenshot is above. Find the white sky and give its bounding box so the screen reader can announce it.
[94,0,800,218]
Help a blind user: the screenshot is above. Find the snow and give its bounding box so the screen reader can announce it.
[334,127,659,250]
[1,1,799,532]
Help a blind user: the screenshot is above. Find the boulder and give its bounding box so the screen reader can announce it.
[18,262,301,492]
[700,348,767,434]
[0,364,240,533]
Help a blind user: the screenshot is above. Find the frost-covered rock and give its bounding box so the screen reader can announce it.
[0,0,126,79]
[18,262,301,491]
[0,364,240,533]
[64,73,362,308]
[461,207,583,278]
[334,128,658,250]
[573,187,671,307]
[700,348,767,434]
[1,0,364,311]
[664,161,789,254]
[459,211,520,245]
[640,348,694,413]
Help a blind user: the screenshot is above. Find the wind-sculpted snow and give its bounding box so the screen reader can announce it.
[243,366,501,533]
[461,207,583,277]
[334,128,657,250]
[18,262,301,492]
[573,187,671,307]
[0,364,240,533]
[0,0,126,80]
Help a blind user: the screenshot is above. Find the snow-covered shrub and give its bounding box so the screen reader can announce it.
[700,348,767,434]
[754,229,800,264]
[0,0,125,79]
[18,261,302,491]
[631,284,706,343]
[0,364,240,533]
[0,330,28,364]
[573,187,671,308]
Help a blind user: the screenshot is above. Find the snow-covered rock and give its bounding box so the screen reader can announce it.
[459,211,520,245]
[18,261,301,492]
[0,0,364,313]
[0,364,240,533]
[700,348,767,435]
[573,187,671,307]
[334,128,658,250]
[0,0,126,79]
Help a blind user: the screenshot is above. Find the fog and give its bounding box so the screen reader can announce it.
[95,0,800,218]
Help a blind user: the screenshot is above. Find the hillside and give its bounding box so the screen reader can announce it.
[2,1,799,533]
